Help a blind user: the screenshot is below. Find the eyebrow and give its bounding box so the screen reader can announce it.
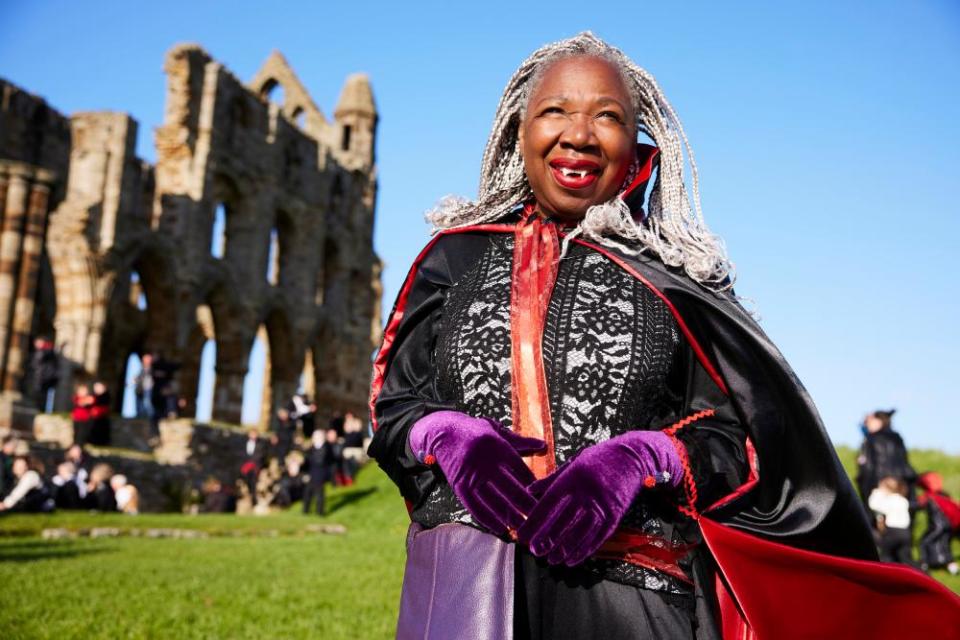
[533,95,629,110]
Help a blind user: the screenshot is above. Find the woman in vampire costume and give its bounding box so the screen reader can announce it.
[369,33,959,640]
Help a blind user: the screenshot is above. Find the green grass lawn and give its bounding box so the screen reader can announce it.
[1,449,958,639]
[0,466,411,639]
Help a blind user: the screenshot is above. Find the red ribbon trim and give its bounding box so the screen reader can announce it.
[509,207,558,479]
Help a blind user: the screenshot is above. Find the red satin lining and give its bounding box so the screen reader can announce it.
[620,144,660,204]
[595,528,694,584]
[509,207,558,478]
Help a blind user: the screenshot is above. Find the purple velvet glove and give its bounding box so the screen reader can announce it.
[409,410,546,535]
[517,429,683,567]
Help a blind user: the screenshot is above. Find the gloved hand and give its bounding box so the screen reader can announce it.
[517,429,683,567]
[408,410,546,535]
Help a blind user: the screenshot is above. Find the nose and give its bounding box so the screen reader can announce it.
[559,113,597,151]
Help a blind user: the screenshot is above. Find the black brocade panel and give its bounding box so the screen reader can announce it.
[414,235,690,594]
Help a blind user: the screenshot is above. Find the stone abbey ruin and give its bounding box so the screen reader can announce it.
[0,45,381,506]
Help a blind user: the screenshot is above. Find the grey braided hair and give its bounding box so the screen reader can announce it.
[426,31,734,289]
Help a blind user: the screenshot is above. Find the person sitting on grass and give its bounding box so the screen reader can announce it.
[51,461,83,509]
[64,444,90,503]
[0,456,54,514]
[0,435,18,499]
[272,456,304,509]
[201,477,236,513]
[84,463,117,512]
[110,474,139,515]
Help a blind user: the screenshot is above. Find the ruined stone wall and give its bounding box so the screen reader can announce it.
[0,44,381,436]
[0,80,71,428]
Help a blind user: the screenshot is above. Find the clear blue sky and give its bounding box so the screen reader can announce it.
[3,1,958,450]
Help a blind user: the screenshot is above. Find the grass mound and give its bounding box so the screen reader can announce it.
[0,465,410,639]
[1,448,958,638]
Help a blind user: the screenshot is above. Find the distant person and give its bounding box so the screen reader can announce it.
[240,429,266,501]
[273,407,295,465]
[272,457,304,509]
[71,384,95,446]
[133,352,156,422]
[302,429,340,516]
[27,336,59,412]
[110,475,139,514]
[152,353,181,419]
[917,472,960,576]
[856,409,916,509]
[868,476,915,566]
[0,436,18,499]
[89,381,112,446]
[84,463,117,512]
[201,477,236,513]
[0,456,53,513]
[328,410,345,438]
[341,411,365,484]
[64,444,90,502]
[51,461,83,509]
[288,392,317,439]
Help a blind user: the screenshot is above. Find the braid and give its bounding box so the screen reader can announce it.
[426,31,734,289]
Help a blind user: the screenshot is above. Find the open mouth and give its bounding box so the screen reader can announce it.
[549,159,601,190]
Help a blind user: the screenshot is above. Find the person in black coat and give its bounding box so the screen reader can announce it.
[272,408,295,466]
[856,409,917,510]
[28,337,59,412]
[83,463,117,512]
[302,429,342,516]
[88,381,112,446]
[0,436,17,499]
[51,461,83,509]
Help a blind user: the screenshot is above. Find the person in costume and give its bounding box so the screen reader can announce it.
[917,471,960,576]
[369,32,960,640]
[856,409,916,510]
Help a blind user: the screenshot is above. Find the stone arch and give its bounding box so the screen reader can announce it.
[198,281,248,425]
[266,208,295,288]
[261,306,299,429]
[33,252,57,345]
[258,78,285,106]
[209,174,242,262]
[239,303,300,429]
[98,242,177,408]
[179,302,216,420]
[318,236,345,312]
[291,106,306,128]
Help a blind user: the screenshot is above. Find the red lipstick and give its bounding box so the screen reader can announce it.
[548,158,601,189]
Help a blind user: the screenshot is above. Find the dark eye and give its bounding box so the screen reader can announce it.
[597,110,624,123]
[541,106,564,116]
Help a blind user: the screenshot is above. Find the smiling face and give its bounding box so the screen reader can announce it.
[519,55,637,221]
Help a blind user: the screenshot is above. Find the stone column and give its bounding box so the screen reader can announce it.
[4,177,53,392]
[213,365,245,425]
[0,166,32,386]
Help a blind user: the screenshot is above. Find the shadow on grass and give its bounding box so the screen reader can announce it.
[326,487,378,514]
[0,541,114,563]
